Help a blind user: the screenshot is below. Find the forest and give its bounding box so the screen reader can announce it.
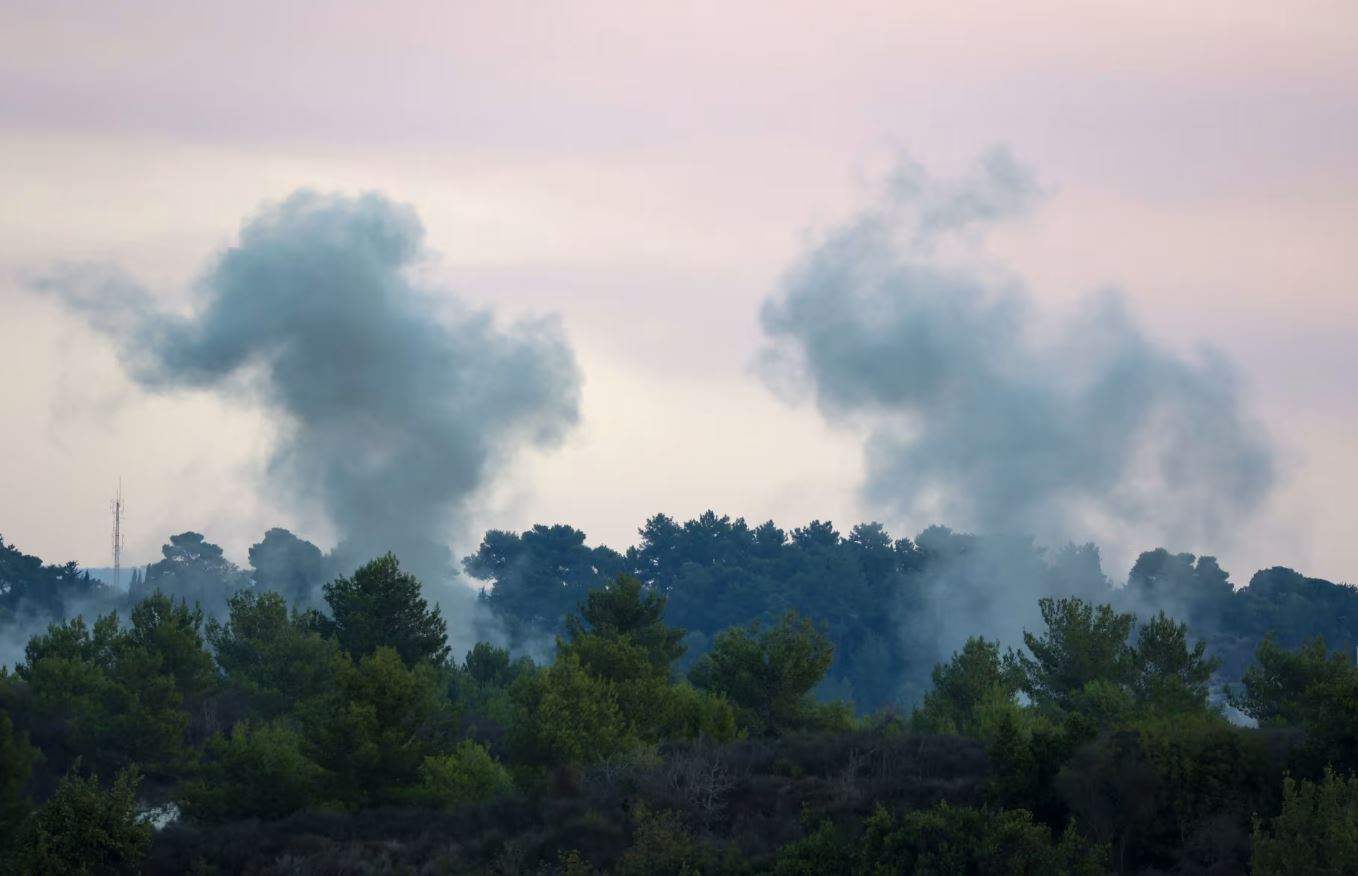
[1,513,1357,874]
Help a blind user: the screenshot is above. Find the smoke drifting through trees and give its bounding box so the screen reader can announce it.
[759,149,1276,558]
[38,190,581,587]
[26,161,1292,688]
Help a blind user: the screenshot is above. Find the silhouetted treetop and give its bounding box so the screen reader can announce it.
[322,554,450,666]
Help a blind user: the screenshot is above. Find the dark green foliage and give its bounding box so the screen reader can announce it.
[322,553,450,665]
[121,592,216,703]
[1252,768,1358,875]
[247,527,329,608]
[506,652,631,768]
[1224,566,1358,680]
[1234,635,1351,727]
[1058,717,1290,873]
[16,615,120,774]
[565,574,686,674]
[555,574,738,747]
[0,708,39,861]
[18,594,215,783]
[474,515,1358,715]
[469,514,932,709]
[463,640,517,687]
[0,535,110,629]
[177,720,323,822]
[465,524,626,635]
[10,515,1357,718]
[1232,636,1358,772]
[447,642,535,744]
[910,637,1024,738]
[410,739,513,811]
[1016,597,1138,715]
[771,819,850,875]
[14,764,151,875]
[136,532,248,617]
[301,645,457,808]
[146,728,991,872]
[1010,597,1220,735]
[774,802,1106,874]
[854,802,1106,874]
[1131,611,1219,716]
[631,514,925,709]
[2,522,1357,873]
[207,589,339,717]
[1123,549,1234,636]
[690,612,845,736]
[614,804,732,876]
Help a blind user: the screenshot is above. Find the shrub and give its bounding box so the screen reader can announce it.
[14,764,151,874]
[413,740,514,810]
[1252,768,1358,875]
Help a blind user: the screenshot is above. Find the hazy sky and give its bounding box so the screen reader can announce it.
[2,1,1355,584]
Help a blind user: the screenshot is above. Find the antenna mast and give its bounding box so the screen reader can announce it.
[111,479,124,590]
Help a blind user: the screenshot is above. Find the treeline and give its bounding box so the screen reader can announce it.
[1,531,1357,871]
[8,512,1356,713]
[0,536,117,627]
[468,514,1358,706]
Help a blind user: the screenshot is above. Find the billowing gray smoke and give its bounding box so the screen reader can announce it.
[761,150,1275,558]
[40,190,580,585]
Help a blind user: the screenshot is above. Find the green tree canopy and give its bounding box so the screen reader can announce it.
[207,590,340,717]
[247,527,329,608]
[564,574,685,673]
[137,531,248,617]
[689,611,839,736]
[0,709,38,862]
[177,720,324,822]
[1252,768,1358,875]
[911,636,1025,738]
[1233,636,1351,727]
[1131,611,1219,717]
[555,573,730,745]
[18,594,215,782]
[507,653,630,768]
[322,554,450,666]
[301,646,455,808]
[13,764,151,875]
[1016,597,1137,714]
[410,739,513,811]
[1232,636,1358,772]
[0,535,108,626]
[464,524,626,635]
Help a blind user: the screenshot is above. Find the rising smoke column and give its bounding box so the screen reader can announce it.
[760,150,1275,558]
[40,190,580,584]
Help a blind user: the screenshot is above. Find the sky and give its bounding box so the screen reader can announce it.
[2,1,1355,585]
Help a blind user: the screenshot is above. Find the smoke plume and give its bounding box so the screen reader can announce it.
[39,190,581,585]
[760,150,1275,558]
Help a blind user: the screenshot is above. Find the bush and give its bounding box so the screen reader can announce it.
[856,801,1105,875]
[1253,768,1358,875]
[1057,718,1287,873]
[0,710,38,859]
[14,764,151,874]
[508,655,633,768]
[177,721,324,821]
[689,612,837,737]
[655,683,742,744]
[413,740,514,810]
[615,803,731,876]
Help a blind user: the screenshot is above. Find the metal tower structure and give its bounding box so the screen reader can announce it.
[111,479,124,591]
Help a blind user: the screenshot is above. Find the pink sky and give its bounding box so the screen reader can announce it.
[2,1,1355,583]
